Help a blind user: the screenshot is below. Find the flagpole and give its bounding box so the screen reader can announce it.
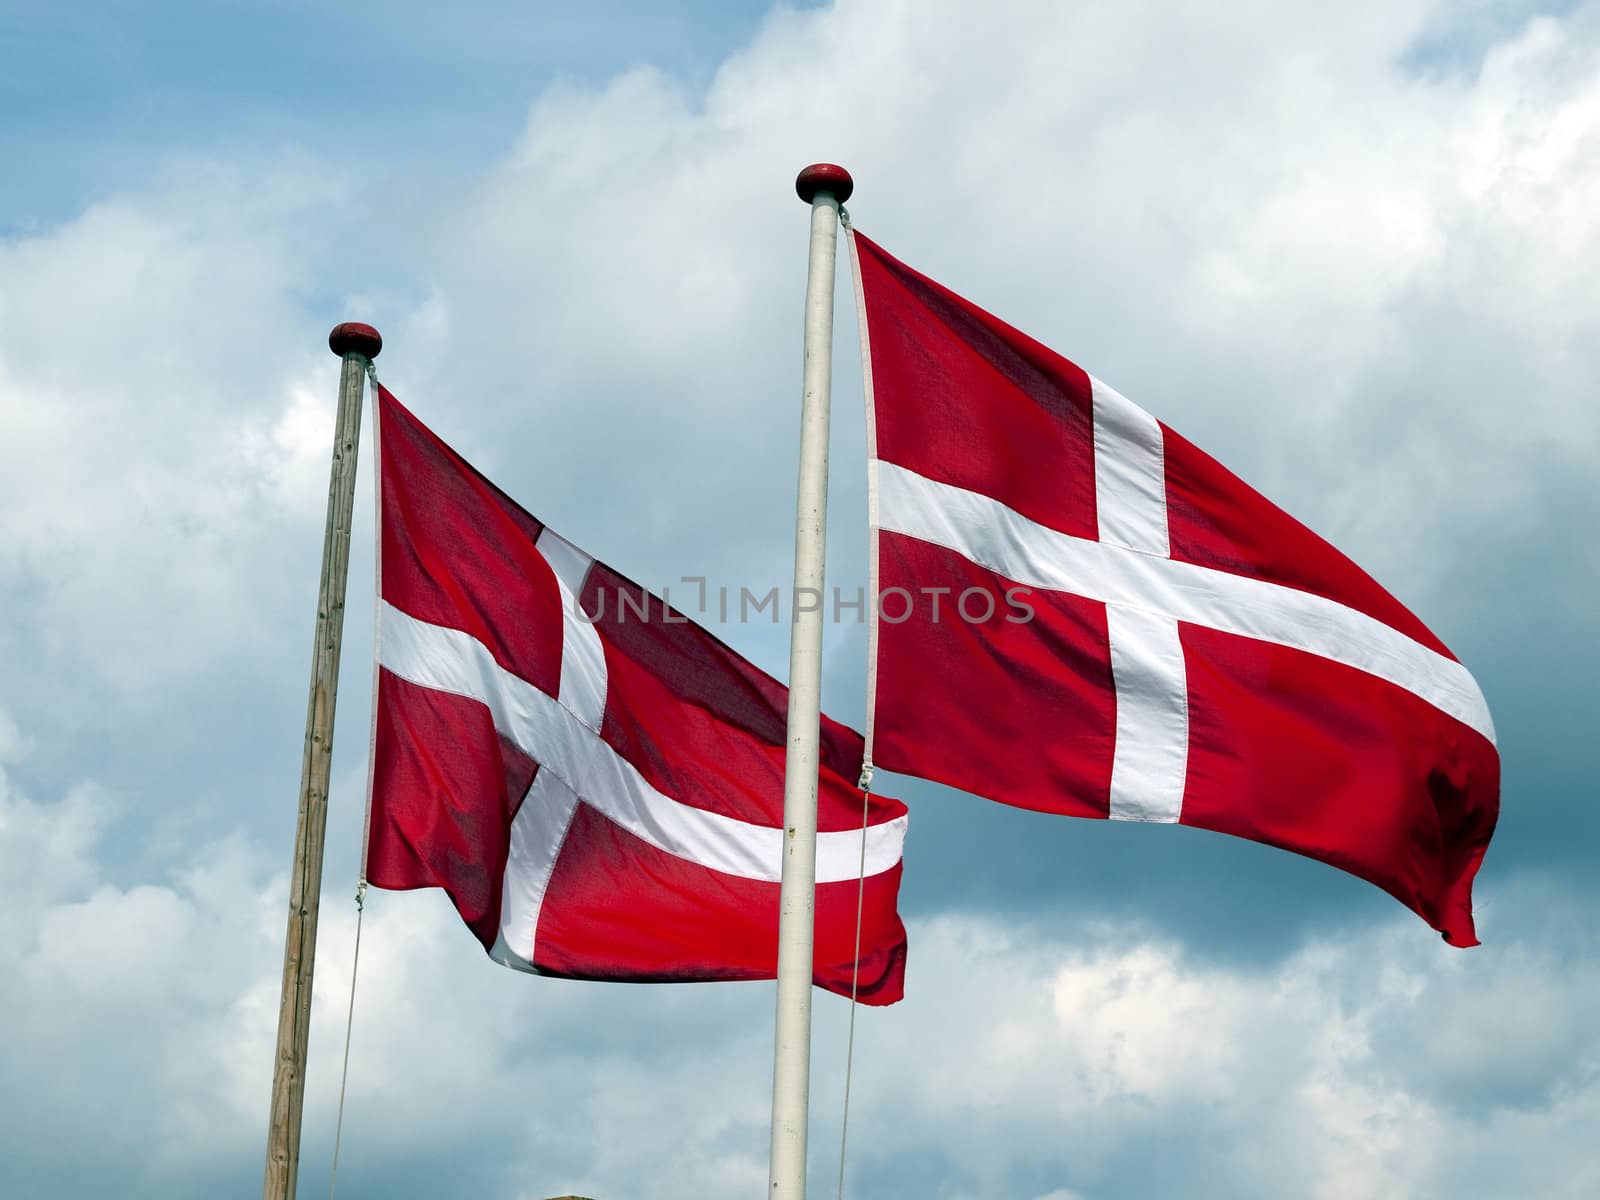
[263,321,381,1200]
[769,163,853,1200]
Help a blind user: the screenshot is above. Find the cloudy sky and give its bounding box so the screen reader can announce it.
[3,1,1597,1196]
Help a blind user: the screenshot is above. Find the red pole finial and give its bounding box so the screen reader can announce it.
[795,163,854,205]
[328,322,383,359]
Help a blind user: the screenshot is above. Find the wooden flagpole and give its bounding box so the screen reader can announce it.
[262,321,382,1200]
[769,163,853,1200]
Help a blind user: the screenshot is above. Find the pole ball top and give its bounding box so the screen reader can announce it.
[795,163,854,205]
[328,321,382,360]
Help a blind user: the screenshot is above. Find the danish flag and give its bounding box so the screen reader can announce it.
[363,385,908,1001]
[848,232,1498,945]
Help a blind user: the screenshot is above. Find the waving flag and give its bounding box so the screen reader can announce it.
[847,231,1497,945]
[364,385,908,1002]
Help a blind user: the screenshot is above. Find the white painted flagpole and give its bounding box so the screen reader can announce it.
[769,162,853,1200]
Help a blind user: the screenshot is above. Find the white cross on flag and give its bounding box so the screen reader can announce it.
[848,231,1498,945]
[363,385,909,1001]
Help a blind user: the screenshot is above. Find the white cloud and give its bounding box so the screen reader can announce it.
[370,0,1600,653]
[0,160,362,738]
[0,754,267,1182]
[0,695,1595,1198]
[0,707,35,763]
[3,1,1598,1197]
[6,757,1595,1200]
[832,911,1600,1200]
[5,0,1595,715]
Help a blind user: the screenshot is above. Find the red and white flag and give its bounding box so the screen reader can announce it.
[848,232,1498,945]
[363,385,909,1002]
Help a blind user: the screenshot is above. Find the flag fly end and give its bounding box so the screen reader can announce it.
[795,162,854,205]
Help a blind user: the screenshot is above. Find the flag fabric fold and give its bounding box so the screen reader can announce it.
[364,384,909,1002]
[847,230,1498,946]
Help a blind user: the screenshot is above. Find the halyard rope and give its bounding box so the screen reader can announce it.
[328,879,366,1199]
[836,760,874,1199]
[837,209,867,1197]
